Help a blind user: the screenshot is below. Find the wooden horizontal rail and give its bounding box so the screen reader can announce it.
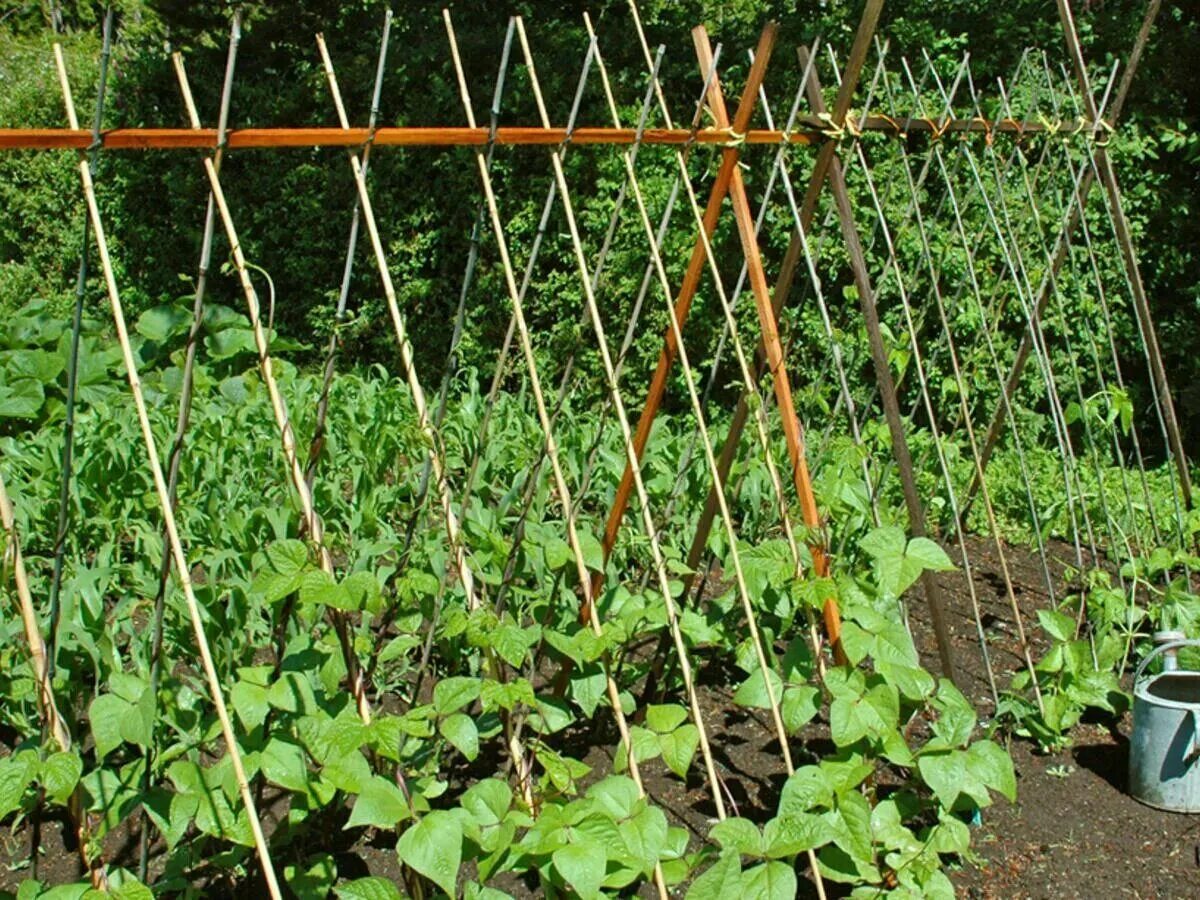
[0,116,1099,151]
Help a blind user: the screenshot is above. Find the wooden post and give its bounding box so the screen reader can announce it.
[690,27,846,661]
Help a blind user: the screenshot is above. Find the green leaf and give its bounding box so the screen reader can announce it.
[4,348,63,384]
[906,537,955,572]
[829,681,899,747]
[1037,608,1076,643]
[645,703,688,734]
[618,804,668,874]
[543,536,572,571]
[39,752,82,805]
[586,776,640,820]
[285,854,337,900]
[0,378,44,418]
[931,679,976,747]
[552,839,605,899]
[781,685,820,733]
[89,694,128,759]
[343,571,383,613]
[828,788,875,867]
[439,713,480,761]
[347,776,410,830]
[615,726,661,772]
[917,750,967,810]
[252,539,310,603]
[658,724,699,779]
[396,810,462,897]
[461,779,511,827]
[489,623,538,668]
[686,851,742,899]
[135,304,192,343]
[433,677,480,715]
[733,669,784,710]
[300,570,353,611]
[965,739,1016,802]
[267,539,308,576]
[334,877,404,900]
[742,861,797,900]
[261,738,311,794]
[0,752,37,819]
[763,812,832,857]
[860,526,955,598]
[323,751,372,794]
[231,679,271,731]
[778,766,834,817]
[710,817,762,857]
[531,696,575,735]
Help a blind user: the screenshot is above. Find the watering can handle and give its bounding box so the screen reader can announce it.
[1193,709,1200,765]
[1133,638,1200,685]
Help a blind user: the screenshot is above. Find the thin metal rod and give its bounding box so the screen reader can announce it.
[584,16,826,898]
[174,51,373,726]
[894,51,1060,612]
[1055,59,1181,546]
[441,9,666,842]
[593,17,778,601]
[973,65,1099,571]
[965,0,1169,515]
[382,20,518,699]
[994,67,1134,573]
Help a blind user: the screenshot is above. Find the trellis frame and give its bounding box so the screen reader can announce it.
[0,1,1192,896]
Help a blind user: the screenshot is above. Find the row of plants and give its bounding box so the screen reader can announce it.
[2,295,1196,898]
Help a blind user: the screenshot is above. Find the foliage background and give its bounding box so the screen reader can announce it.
[2,0,1198,450]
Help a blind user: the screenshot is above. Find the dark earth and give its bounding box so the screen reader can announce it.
[3,534,1198,897]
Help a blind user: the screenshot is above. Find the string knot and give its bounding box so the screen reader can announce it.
[722,127,746,148]
[817,111,843,140]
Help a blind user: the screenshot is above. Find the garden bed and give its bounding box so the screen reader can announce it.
[3,534,1193,898]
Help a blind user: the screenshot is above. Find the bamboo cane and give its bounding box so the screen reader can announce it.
[305,9,393,490]
[315,29,544,808]
[0,470,70,794]
[582,15,828,897]
[591,16,777,598]
[171,52,372,727]
[313,36,480,612]
[53,45,281,899]
[141,15,243,882]
[513,12,737,820]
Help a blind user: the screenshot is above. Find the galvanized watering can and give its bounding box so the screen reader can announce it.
[1130,636,1200,813]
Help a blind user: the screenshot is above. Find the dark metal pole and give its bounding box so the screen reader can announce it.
[47,6,114,679]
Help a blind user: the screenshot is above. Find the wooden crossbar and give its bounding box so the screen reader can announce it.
[0,117,1093,150]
